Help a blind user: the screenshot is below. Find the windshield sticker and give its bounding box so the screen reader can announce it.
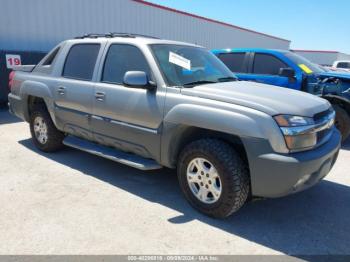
[298,64,313,74]
[169,52,191,70]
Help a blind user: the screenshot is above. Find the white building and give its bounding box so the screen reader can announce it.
[0,0,291,52]
[292,50,350,66]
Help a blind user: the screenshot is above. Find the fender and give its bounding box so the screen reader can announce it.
[20,80,53,99]
[19,80,56,123]
[160,103,287,167]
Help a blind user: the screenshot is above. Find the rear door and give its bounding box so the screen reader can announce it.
[53,43,104,140]
[247,53,294,88]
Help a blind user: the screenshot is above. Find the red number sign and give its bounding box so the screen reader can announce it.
[6,54,22,69]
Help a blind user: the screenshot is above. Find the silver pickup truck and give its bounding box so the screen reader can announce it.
[8,34,341,218]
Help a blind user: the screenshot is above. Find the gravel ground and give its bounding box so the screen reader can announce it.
[0,108,349,256]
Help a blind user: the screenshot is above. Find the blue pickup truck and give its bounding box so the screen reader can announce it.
[213,48,350,142]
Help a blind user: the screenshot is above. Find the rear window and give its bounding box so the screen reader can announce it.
[218,52,246,73]
[253,53,288,75]
[42,47,60,66]
[63,44,100,81]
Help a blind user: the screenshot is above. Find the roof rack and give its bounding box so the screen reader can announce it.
[75,33,159,39]
[75,33,109,39]
[110,32,159,39]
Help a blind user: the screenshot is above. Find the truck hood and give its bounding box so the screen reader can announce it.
[181,81,330,117]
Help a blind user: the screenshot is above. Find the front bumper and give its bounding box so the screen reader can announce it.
[243,129,341,198]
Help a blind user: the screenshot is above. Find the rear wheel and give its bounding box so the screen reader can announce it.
[333,104,350,142]
[177,139,250,218]
[29,105,65,152]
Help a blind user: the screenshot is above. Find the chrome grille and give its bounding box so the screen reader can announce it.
[314,108,334,122]
[314,108,335,146]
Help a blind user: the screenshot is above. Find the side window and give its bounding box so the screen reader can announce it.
[218,52,246,73]
[102,44,151,84]
[63,44,100,81]
[337,62,350,69]
[253,53,288,75]
[42,47,60,66]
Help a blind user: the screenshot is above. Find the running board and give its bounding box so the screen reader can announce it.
[63,136,162,170]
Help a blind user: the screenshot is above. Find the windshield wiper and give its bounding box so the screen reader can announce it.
[183,80,218,87]
[217,76,237,82]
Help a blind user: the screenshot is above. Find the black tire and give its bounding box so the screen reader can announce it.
[29,105,65,152]
[177,139,250,218]
[333,104,350,143]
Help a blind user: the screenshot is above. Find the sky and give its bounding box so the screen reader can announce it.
[146,0,350,54]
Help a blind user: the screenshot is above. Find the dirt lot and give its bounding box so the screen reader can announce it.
[0,108,349,255]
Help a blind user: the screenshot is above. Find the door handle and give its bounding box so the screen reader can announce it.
[95,92,105,101]
[57,86,66,95]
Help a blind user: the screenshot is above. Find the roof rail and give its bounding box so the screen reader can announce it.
[75,33,159,39]
[109,32,159,39]
[74,33,110,39]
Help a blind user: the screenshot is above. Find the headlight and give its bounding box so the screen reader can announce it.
[274,113,335,152]
[274,115,314,127]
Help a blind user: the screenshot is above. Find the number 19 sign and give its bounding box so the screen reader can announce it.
[6,54,22,69]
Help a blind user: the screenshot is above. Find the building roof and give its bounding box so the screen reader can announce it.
[291,49,339,54]
[132,0,291,43]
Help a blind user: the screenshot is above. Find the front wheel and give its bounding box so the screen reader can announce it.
[177,139,250,218]
[333,105,350,143]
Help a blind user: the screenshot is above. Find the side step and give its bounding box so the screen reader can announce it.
[63,136,162,170]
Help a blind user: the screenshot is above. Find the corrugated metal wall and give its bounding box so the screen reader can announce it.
[293,51,350,66]
[0,0,290,52]
[337,53,350,62]
[293,51,338,66]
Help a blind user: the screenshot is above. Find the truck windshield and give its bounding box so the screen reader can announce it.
[150,44,236,87]
[284,51,323,74]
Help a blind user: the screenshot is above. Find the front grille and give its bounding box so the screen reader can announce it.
[313,108,335,146]
[314,108,333,122]
[317,127,332,143]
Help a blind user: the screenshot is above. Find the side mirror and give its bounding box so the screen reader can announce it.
[123,71,155,90]
[279,68,295,78]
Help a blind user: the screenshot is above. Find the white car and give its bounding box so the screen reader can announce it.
[333,61,350,72]
[323,66,349,73]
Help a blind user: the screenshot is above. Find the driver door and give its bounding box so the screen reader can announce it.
[91,43,165,160]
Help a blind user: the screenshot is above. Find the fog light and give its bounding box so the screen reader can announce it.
[284,133,317,150]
